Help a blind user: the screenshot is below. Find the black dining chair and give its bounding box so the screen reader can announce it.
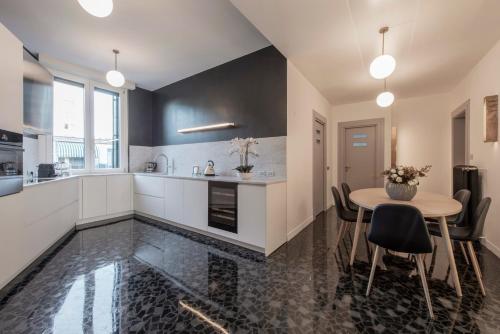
[427,197,491,296]
[331,186,371,253]
[341,182,359,212]
[366,204,434,319]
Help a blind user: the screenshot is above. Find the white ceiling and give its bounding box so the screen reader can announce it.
[230,0,500,105]
[0,0,270,91]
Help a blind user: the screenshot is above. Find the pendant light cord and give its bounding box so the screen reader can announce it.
[113,49,119,71]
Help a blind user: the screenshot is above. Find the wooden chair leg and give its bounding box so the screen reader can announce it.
[366,246,381,296]
[415,254,434,319]
[466,241,486,296]
[333,220,346,254]
[459,241,470,266]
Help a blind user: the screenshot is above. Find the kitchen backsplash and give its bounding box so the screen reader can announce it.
[129,136,286,178]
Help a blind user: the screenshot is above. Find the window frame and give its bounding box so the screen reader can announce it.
[51,70,129,174]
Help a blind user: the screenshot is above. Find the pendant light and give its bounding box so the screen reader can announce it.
[106,49,125,88]
[370,27,396,80]
[376,80,394,108]
[78,0,113,18]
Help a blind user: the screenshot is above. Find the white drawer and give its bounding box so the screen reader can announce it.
[134,175,165,198]
[134,194,164,218]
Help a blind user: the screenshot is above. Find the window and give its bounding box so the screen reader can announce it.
[52,74,126,172]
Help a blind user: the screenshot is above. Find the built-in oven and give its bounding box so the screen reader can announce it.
[208,181,238,233]
[0,129,23,197]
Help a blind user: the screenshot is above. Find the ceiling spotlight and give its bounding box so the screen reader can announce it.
[370,27,396,79]
[106,49,125,88]
[376,91,394,108]
[78,0,113,18]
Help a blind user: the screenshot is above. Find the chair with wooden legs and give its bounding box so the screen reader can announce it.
[331,186,371,253]
[427,197,491,296]
[366,204,435,319]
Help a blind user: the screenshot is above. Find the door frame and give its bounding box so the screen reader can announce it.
[313,111,327,215]
[338,118,385,189]
[451,100,470,169]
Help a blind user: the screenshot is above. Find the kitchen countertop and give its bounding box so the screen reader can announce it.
[133,172,287,185]
[23,173,130,187]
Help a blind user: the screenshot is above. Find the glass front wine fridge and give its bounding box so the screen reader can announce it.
[208,181,238,233]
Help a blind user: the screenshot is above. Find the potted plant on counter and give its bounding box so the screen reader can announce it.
[229,137,259,180]
[382,165,431,201]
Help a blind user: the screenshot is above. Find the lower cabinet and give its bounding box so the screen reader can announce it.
[164,178,183,223]
[182,180,208,230]
[82,176,107,219]
[107,175,132,215]
[134,193,164,218]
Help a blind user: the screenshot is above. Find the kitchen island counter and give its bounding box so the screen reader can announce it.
[133,172,286,185]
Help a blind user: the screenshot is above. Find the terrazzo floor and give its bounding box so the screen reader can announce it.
[0,210,499,333]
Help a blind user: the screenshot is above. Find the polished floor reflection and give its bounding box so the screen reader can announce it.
[1,211,500,333]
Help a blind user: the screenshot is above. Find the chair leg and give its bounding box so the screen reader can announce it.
[415,254,434,319]
[333,220,346,254]
[459,241,470,266]
[366,246,381,296]
[466,241,486,296]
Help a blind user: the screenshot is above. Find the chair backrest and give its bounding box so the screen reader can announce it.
[368,204,432,254]
[341,182,358,211]
[331,186,350,221]
[452,189,471,226]
[470,197,491,240]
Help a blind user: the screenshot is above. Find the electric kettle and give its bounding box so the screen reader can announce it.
[204,160,215,176]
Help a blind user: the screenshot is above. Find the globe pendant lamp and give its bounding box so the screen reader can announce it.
[106,49,125,88]
[78,0,113,18]
[370,27,396,80]
[376,80,394,108]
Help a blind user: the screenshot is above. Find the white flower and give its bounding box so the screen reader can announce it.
[396,177,402,183]
[390,169,396,174]
[391,174,398,179]
[398,170,404,176]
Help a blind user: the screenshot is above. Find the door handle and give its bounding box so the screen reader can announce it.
[345,166,351,172]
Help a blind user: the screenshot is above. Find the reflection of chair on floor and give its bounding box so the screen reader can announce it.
[366,204,435,319]
[427,197,491,296]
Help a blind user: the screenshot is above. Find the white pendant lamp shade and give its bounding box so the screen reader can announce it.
[106,70,125,87]
[106,49,125,87]
[376,91,394,108]
[370,54,396,79]
[78,0,113,18]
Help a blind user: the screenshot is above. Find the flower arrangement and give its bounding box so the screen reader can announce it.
[228,137,259,173]
[382,165,432,186]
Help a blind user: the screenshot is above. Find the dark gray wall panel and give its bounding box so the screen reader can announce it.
[152,46,286,146]
[128,87,153,146]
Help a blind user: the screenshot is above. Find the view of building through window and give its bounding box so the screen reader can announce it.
[94,88,120,169]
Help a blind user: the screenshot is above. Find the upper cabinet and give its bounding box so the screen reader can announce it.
[0,23,23,133]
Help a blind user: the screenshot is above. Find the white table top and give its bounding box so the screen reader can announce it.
[350,188,462,218]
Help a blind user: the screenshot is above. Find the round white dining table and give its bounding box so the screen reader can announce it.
[349,188,463,296]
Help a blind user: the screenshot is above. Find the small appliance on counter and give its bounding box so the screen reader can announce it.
[0,129,24,197]
[204,160,216,176]
[145,161,157,173]
[38,163,57,178]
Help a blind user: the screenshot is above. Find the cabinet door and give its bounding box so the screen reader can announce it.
[134,175,164,198]
[183,180,208,230]
[82,176,107,218]
[164,178,183,223]
[0,24,23,133]
[238,185,266,248]
[107,175,132,214]
[134,194,164,218]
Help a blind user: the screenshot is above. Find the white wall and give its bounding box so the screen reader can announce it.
[286,61,332,240]
[448,38,500,256]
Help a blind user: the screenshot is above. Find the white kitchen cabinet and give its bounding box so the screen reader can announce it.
[82,176,107,218]
[183,180,208,230]
[107,174,132,214]
[0,23,23,133]
[134,175,164,198]
[134,194,164,218]
[164,178,183,223]
[238,185,266,248]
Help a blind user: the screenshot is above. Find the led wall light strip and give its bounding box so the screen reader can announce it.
[177,122,235,133]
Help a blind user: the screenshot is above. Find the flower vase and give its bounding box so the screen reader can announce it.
[237,172,253,180]
[385,182,417,201]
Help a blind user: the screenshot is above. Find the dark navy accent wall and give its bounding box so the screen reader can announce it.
[128,87,153,146]
[152,46,286,146]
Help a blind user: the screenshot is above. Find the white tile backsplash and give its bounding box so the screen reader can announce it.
[129,136,286,177]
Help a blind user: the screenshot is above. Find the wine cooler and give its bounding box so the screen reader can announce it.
[208,181,238,233]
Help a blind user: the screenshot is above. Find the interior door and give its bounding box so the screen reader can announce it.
[344,126,377,190]
[313,120,325,216]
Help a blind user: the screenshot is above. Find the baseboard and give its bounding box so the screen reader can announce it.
[481,238,500,258]
[0,226,76,301]
[76,211,134,226]
[287,215,314,241]
[76,214,134,230]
